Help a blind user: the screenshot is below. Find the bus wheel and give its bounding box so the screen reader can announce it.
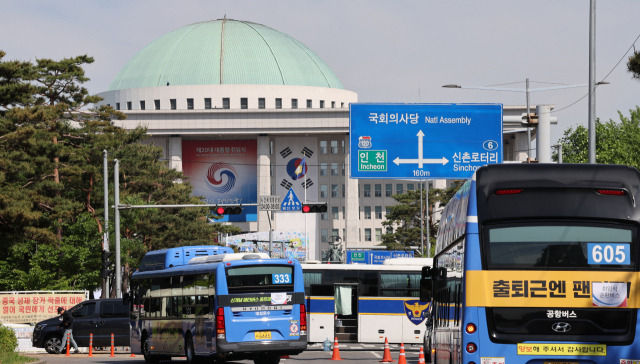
[185,335,195,363]
[254,355,281,364]
[142,335,159,363]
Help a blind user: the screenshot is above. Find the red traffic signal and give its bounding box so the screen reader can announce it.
[215,206,243,215]
[301,203,327,213]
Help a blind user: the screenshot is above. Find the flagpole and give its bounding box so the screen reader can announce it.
[304,154,308,261]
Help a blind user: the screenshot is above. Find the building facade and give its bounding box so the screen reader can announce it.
[98,18,542,260]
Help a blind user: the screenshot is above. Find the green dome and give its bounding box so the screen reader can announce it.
[108,18,344,90]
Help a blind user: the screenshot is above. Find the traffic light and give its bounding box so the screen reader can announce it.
[215,205,243,215]
[301,202,327,213]
[101,250,113,279]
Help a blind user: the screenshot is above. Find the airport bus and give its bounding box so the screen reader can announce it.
[127,247,307,364]
[420,164,640,364]
[302,258,432,344]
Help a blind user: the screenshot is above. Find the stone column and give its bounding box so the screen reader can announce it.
[257,136,272,232]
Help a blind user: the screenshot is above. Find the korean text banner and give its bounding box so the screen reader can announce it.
[182,140,257,222]
[0,293,85,324]
[349,103,503,179]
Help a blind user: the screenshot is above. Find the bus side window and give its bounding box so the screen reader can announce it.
[420,267,432,302]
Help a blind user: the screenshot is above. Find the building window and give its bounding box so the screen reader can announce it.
[331,101,336,108]
[375,228,383,242]
[363,184,371,197]
[170,99,177,110]
[241,98,248,109]
[291,98,298,109]
[320,140,328,154]
[115,103,120,110]
[342,162,346,176]
[364,206,372,219]
[187,98,194,110]
[331,184,339,198]
[223,98,230,109]
[342,140,346,153]
[258,98,265,109]
[407,183,415,191]
[204,98,212,109]
[396,184,404,195]
[321,229,328,243]
[320,100,325,108]
[374,184,382,197]
[154,99,160,110]
[331,163,339,176]
[342,184,345,198]
[270,140,274,155]
[320,163,328,176]
[139,100,145,110]
[307,99,312,108]
[331,140,338,154]
[320,185,328,198]
[332,229,339,240]
[332,206,339,220]
[127,101,132,110]
[341,102,344,108]
[275,98,282,109]
[321,212,328,220]
[386,184,393,197]
[364,228,372,242]
[375,206,382,219]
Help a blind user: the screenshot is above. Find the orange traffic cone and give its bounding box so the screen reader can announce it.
[65,332,71,357]
[331,337,342,360]
[380,337,394,362]
[418,346,425,364]
[87,333,94,357]
[398,343,407,364]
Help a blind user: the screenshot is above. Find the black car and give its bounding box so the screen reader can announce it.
[32,298,130,353]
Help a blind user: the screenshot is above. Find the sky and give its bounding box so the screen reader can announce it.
[2,0,639,146]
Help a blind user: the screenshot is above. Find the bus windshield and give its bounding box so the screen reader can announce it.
[226,265,294,293]
[485,222,636,269]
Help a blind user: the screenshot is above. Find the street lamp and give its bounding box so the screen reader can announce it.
[442,79,597,162]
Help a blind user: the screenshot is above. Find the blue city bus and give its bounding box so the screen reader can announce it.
[420,164,640,364]
[303,259,432,344]
[127,247,307,364]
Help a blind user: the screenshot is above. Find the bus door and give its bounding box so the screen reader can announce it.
[334,283,358,343]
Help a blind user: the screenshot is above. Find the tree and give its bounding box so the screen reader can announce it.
[556,107,640,167]
[382,181,463,256]
[628,50,640,79]
[0,51,229,292]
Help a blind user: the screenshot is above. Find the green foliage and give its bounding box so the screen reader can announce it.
[557,107,640,168]
[0,324,18,353]
[382,181,463,256]
[0,51,229,292]
[628,50,640,79]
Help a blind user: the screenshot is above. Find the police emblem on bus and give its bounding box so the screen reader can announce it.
[358,136,372,148]
[403,300,430,325]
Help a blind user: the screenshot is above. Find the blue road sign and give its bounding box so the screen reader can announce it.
[349,103,503,179]
[281,188,302,211]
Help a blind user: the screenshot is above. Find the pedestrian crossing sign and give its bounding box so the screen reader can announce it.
[281,188,302,211]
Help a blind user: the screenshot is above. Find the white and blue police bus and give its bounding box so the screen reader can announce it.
[126,246,307,364]
[302,258,432,344]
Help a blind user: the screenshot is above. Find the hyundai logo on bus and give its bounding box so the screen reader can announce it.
[551,322,572,333]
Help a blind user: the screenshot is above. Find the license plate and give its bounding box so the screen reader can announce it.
[255,331,271,340]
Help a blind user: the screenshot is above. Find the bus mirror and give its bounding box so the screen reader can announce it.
[420,277,432,302]
[123,292,130,305]
[421,266,431,279]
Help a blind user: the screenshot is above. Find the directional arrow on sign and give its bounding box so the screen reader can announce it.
[393,130,449,167]
[393,156,449,166]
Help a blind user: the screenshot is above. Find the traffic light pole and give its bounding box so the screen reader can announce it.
[114,160,122,298]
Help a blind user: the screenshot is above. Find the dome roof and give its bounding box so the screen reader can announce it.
[108,18,344,91]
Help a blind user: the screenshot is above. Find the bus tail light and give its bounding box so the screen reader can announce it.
[216,307,226,339]
[465,323,477,334]
[596,188,627,196]
[466,342,477,353]
[494,188,523,195]
[300,303,307,335]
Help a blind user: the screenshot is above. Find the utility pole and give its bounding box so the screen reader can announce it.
[114,159,122,298]
[102,151,110,299]
[588,0,597,163]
